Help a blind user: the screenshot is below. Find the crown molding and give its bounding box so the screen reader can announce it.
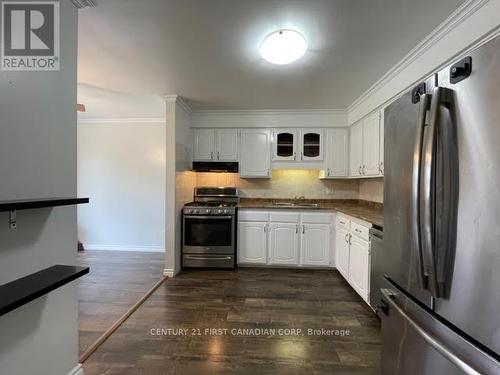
[78,117,165,124]
[70,0,97,9]
[191,109,346,117]
[162,95,192,115]
[347,0,490,114]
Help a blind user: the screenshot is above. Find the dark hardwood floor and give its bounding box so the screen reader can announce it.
[77,250,165,355]
[82,268,381,374]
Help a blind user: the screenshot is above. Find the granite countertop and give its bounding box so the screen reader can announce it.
[237,198,383,229]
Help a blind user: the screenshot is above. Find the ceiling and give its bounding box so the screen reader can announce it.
[78,0,465,111]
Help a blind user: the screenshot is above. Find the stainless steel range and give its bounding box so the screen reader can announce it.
[182,187,238,269]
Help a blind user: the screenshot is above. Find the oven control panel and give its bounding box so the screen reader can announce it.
[183,207,235,215]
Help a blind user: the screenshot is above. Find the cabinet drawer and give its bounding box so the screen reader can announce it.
[302,213,332,224]
[269,211,300,223]
[336,215,350,230]
[351,221,370,241]
[238,210,269,222]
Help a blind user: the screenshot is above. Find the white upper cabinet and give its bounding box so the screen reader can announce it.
[273,129,298,161]
[299,130,324,161]
[239,129,271,178]
[349,122,364,177]
[349,110,383,177]
[194,129,239,161]
[193,129,216,161]
[301,223,330,266]
[269,223,300,265]
[272,129,324,163]
[216,129,239,161]
[362,112,380,176]
[324,128,349,177]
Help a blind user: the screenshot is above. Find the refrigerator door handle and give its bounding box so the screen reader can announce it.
[381,289,483,375]
[412,92,431,290]
[421,87,455,298]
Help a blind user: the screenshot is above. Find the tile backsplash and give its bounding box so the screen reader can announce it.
[196,170,360,200]
[359,178,384,203]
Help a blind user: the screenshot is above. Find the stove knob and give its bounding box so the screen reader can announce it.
[223,209,229,214]
[205,209,211,214]
[217,209,223,214]
[193,209,199,214]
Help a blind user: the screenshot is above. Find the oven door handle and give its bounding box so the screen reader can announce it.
[183,215,233,220]
[184,255,233,261]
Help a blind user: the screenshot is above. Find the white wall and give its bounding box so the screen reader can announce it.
[165,96,196,277]
[77,121,166,252]
[348,0,500,124]
[0,1,80,374]
[77,83,165,120]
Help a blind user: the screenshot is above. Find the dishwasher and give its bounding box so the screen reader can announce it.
[369,226,384,311]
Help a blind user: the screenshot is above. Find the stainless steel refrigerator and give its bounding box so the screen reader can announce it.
[379,35,500,374]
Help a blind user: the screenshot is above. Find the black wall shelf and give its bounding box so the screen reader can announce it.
[0,197,89,212]
[0,265,89,316]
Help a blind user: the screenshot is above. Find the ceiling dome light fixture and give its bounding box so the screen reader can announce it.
[259,29,307,65]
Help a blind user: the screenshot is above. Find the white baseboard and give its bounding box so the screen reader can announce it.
[163,268,177,277]
[83,244,164,253]
[67,364,84,375]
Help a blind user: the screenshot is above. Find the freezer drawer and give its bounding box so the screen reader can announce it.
[378,280,500,375]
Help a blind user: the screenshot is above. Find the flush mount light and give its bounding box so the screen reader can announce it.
[259,29,307,65]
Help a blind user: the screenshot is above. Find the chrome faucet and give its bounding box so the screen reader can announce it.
[293,195,305,201]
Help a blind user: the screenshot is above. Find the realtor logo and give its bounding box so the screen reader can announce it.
[1,1,60,70]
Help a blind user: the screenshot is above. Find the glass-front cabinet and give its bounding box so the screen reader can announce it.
[273,129,324,162]
[301,130,323,161]
[273,130,298,161]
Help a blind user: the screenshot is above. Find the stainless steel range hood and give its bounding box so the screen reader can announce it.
[192,161,239,173]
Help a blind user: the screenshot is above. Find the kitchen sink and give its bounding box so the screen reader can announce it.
[294,203,320,208]
[272,202,295,207]
[271,201,320,208]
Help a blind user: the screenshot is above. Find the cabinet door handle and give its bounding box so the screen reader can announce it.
[293,152,297,160]
[379,161,384,174]
[302,225,305,234]
[362,165,366,174]
[217,151,220,160]
[349,233,352,245]
[345,233,349,243]
[355,228,362,233]
[267,168,270,176]
[210,151,214,160]
[300,152,303,160]
[327,168,331,176]
[296,225,299,234]
[359,166,362,175]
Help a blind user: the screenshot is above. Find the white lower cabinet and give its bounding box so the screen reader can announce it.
[334,214,371,303]
[301,224,331,266]
[238,210,332,269]
[335,227,350,279]
[269,223,300,265]
[238,221,268,264]
[348,236,370,300]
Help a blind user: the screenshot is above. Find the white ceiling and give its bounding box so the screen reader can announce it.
[78,0,465,111]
